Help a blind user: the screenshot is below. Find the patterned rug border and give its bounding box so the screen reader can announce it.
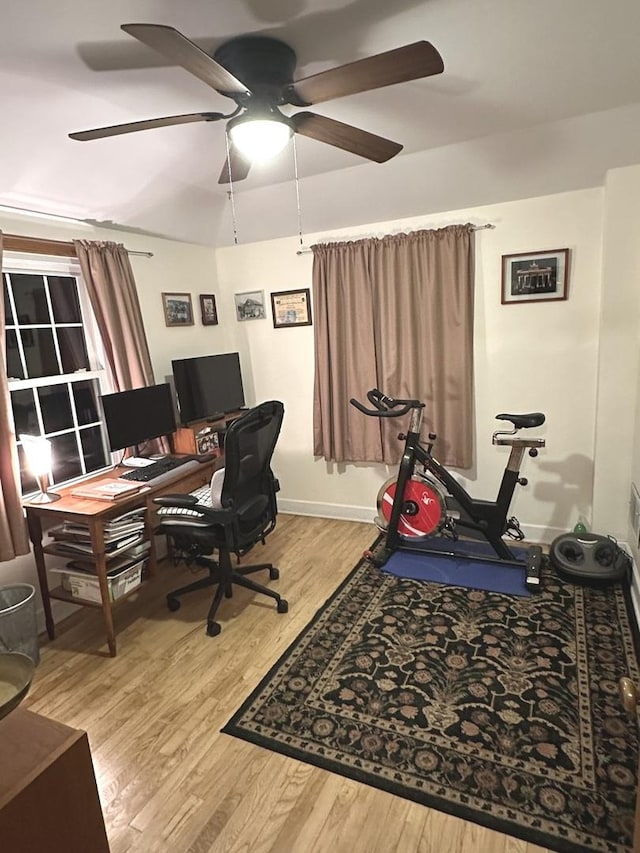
[222,545,640,853]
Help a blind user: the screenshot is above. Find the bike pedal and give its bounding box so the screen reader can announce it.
[525,545,543,592]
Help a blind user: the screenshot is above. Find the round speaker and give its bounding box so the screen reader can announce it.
[549,532,630,585]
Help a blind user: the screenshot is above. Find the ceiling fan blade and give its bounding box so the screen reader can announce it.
[69,112,225,141]
[287,41,443,107]
[121,24,250,95]
[292,112,402,163]
[218,146,252,184]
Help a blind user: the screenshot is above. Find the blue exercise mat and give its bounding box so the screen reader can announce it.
[382,536,531,596]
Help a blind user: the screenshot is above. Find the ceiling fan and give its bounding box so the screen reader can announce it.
[69,24,444,184]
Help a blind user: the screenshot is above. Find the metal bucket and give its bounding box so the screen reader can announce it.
[0,584,40,665]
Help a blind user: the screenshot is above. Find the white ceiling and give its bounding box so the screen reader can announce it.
[2,0,640,247]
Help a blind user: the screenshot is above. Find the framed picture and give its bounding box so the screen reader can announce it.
[271,288,313,328]
[162,292,194,326]
[234,290,266,321]
[501,249,570,304]
[199,294,218,326]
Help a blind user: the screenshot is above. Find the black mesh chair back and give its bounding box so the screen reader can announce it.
[154,400,287,637]
[220,400,284,554]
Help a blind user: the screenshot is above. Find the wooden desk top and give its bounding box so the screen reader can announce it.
[22,457,219,520]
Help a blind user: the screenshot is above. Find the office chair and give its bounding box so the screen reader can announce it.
[153,400,287,637]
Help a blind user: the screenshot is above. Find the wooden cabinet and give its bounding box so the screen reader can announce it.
[0,708,110,853]
[172,411,241,455]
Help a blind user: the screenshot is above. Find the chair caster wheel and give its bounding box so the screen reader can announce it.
[167,596,181,612]
[224,585,233,599]
[277,599,288,614]
[269,567,280,580]
[206,621,221,637]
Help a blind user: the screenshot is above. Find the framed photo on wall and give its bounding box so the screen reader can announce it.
[234,290,266,321]
[199,294,218,326]
[162,292,194,326]
[271,288,313,328]
[501,249,570,304]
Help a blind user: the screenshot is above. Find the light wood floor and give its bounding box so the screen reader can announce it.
[26,514,550,853]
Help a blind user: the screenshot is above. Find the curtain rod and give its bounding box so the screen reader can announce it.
[295,223,495,256]
[2,233,154,258]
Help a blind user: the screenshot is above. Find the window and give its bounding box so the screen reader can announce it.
[3,255,113,495]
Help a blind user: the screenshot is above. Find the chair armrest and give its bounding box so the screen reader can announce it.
[153,494,198,508]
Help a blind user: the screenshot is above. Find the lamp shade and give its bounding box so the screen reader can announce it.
[19,434,52,477]
[228,116,293,162]
[19,434,60,503]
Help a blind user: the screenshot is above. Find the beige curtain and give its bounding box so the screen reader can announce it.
[313,225,474,467]
[0,232,31,560]
[74,240,169,454]
[73,240,155,390]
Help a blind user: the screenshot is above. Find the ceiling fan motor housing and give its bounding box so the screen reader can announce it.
[213,36,297,109]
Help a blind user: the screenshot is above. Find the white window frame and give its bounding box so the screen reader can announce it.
[4,252,115,492]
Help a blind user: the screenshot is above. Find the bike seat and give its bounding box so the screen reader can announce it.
[495,412,545,429]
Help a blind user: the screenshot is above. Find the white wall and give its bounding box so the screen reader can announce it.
[2,174,638,632]
[215,188,604,542]
[596,165,640,544]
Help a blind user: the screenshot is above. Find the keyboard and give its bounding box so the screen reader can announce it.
[119,457,193,483]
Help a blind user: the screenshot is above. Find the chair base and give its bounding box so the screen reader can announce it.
[166,555,287,637]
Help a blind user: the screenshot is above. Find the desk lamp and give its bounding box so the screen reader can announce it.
[19,434,60,503]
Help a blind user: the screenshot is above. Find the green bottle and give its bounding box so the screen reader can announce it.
[573,518,588,535]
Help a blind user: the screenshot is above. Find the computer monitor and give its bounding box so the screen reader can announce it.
[172,352,245,425]
[101,383,177,454]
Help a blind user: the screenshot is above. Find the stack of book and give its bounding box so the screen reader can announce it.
[70,479,143,501]
[47,507,151,603]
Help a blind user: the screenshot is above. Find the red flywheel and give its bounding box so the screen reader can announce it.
[376,476,446,540]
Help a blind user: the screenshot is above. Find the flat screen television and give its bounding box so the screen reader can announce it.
[101,383,177,453]
[172,352,245,425]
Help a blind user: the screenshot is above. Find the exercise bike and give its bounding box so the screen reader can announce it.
[350,389,546,591]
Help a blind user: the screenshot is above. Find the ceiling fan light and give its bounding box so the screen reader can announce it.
[228,118,292,162]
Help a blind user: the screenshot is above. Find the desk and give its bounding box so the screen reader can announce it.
[0,708,110,852]
[24,457,219,657]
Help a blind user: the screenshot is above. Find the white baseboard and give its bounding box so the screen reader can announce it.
[279,500,566,544]
[278,499,376,524]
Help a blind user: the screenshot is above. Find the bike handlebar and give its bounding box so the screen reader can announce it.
[349,389,424,418]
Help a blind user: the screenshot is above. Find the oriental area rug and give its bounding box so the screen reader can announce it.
[223,550,640,852]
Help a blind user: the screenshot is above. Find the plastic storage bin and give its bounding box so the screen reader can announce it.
[0,584,40,665]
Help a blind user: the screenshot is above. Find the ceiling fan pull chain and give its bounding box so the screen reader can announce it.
[224,134,239,245]
[292,135,304,247]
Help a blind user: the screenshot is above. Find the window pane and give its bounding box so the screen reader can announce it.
[80,426,109,472]
[48,276,82,323]
[5,331,24,380]
[24,328,59,378]
[50,433,83,483]
[17,445,38,495]
[11,389,37,435]
[11,273,50,324]
[39,385,73,434]
[58,327,89,373]
[73,380,101,425]
[3,275,13,324]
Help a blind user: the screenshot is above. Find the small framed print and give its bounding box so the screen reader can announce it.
[234,290,266,321]
[501,249,570,304]
[199,294,218,326]
[271,288,312,328]
[162,292,194,326]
